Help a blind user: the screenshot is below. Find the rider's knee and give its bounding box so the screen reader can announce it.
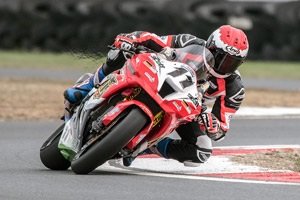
[195,134,212,163]
[166,134,212,167]
[183,148,212,167]
[184,135,212,166]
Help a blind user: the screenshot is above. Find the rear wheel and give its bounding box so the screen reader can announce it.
[40,123,71,170]
[71,107,148,174]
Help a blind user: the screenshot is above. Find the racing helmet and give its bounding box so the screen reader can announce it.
[206,25,249,78]
[173,45,215,82]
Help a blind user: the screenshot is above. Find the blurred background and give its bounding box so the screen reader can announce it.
[0,0,300,60]
[1,0,300,121]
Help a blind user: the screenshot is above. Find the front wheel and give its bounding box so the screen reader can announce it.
[40,123,71,170]
[71,107,148,174]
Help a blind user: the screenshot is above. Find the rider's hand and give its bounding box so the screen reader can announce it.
[114,33,137,51]
[197,81,210,95]
[198,113,225,141]
[159,47,176,60]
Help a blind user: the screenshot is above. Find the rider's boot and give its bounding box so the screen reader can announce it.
[63,48,128,121]
[123,137,172,167]
[63,67,106,121]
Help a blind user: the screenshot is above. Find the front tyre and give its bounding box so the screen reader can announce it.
[71,107,148,174]
[40,123,71,170]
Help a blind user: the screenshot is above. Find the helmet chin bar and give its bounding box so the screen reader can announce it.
[208,68,230,79]
[202,49,230,79]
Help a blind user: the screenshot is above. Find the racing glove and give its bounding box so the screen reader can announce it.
[159,47,176,60]
[114,33,137,51]
[198,113,226,141]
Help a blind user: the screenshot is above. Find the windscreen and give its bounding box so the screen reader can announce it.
[173,45,215,81]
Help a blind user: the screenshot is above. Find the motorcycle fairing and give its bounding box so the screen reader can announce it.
[127,54,201,117]
[58,51,203,161]
[58,74,123,161]
[99,53,202,151]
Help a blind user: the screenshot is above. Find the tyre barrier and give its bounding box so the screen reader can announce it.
[0,0,299,60]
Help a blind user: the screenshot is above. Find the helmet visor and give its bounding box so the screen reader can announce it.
[213,49,244,74]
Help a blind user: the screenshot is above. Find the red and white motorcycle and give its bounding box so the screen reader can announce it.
[40,44,214,174]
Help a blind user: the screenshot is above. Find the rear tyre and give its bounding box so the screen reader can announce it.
[71,107,148,174]
[40,123,71,170]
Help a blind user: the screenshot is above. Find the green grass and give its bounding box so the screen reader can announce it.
[0,50,106,72]
[239,61,300,79]
[0,51,300,79]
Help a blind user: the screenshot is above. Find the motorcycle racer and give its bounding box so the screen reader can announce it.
[64,25,249,167]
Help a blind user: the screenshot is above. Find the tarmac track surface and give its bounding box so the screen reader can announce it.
[0,118,299,200]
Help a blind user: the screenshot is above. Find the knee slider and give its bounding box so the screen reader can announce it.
[196,148,212,163]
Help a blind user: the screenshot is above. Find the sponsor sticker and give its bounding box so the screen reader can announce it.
[143,60,157,73]
[145,72,155,82]
[173,101,182,111]
[151,55,165,69]
[181,100,192,114]
[187,93,200,107]
[107,106,120,117]
[93,75,117,99]
[152,110,164,128]
[180,64,195,78]
[126,87,142,101]
[226,46,240,55]
[141,105,152,117]
[136,134,147,144]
